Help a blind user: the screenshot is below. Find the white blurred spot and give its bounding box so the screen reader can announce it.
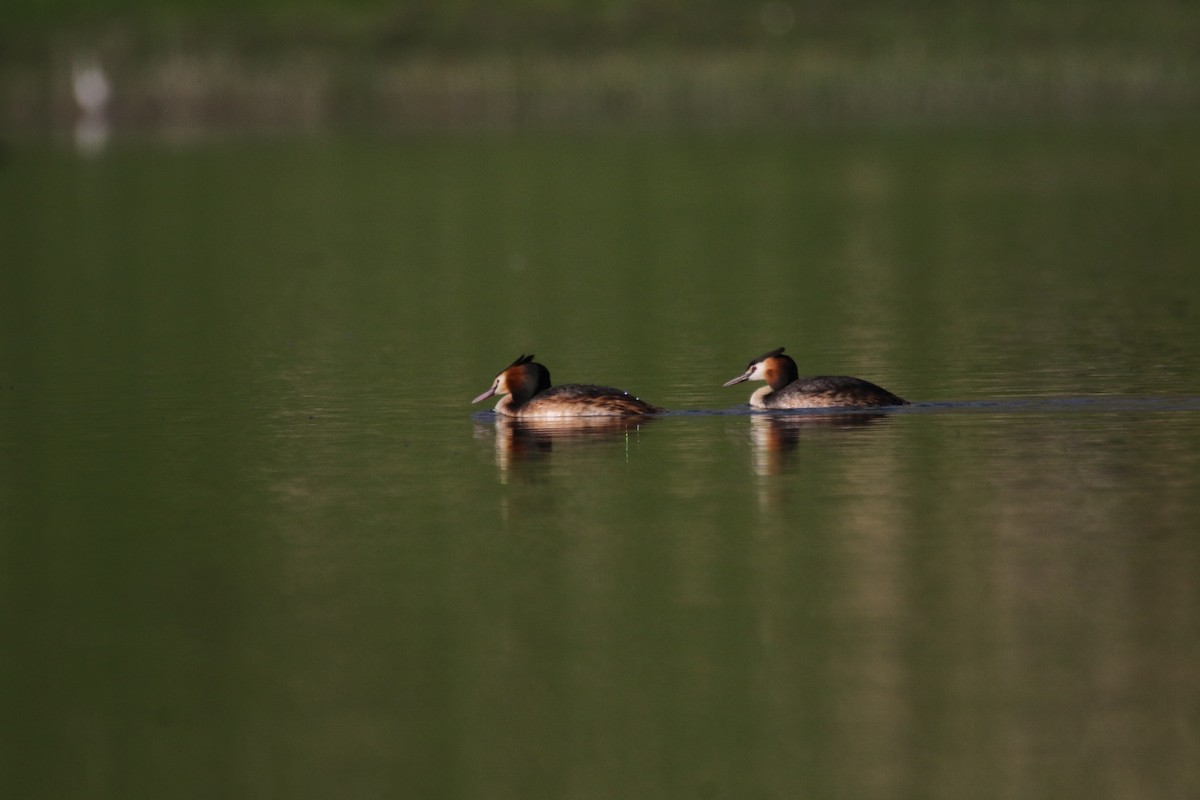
[72,56,111,156]
[73,59,111,115]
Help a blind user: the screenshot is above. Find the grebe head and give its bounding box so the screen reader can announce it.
[472,354,552,405]
[723,347,799,390]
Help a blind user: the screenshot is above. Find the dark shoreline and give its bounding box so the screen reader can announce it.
[5,46,1199,137]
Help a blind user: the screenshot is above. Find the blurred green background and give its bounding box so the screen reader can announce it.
[6,0,1200,50]
[4,0,1199,135]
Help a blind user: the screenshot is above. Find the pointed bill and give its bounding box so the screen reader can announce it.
[723,369,753,387]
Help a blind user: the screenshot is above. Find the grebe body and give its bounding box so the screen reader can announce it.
[473,354,664,418]
[724,347,908,409]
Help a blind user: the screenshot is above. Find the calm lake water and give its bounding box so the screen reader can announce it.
[3,127,1200,799]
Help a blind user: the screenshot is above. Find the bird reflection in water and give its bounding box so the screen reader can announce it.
[748,411,891,476]
[474,414,658,480]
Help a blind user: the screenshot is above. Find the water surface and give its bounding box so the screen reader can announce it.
[2,128,1199,799]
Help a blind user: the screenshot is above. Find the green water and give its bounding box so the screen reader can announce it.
[2,129,1200,798]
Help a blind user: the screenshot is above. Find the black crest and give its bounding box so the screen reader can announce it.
[506,353,550,393]
[508,353,536,368]
[748,346,786,367]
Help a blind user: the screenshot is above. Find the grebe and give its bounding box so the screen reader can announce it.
[473,354,664,418]
[723,347,908,409]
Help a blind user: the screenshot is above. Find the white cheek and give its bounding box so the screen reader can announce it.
[749,363,766,380]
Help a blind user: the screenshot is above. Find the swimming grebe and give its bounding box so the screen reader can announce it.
[723,347,908,409]
[473,354,664,418]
